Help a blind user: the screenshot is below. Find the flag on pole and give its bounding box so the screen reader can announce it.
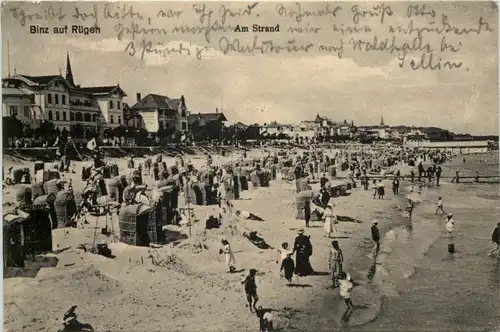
[86,138,97,151]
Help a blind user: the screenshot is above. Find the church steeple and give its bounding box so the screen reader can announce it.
[66,52,75,86]
[380,115,385,126]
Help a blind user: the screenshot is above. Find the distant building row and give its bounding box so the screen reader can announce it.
[1,53,228,138]
[259,114,453,142]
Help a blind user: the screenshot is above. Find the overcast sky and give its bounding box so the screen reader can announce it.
[2,1,498,134]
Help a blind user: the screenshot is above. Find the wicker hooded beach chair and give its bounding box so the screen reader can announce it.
[34,194,58,230]
[54,190,77,228]
[118,204,156,246]
[16,185,32,205]
[31,182,45,201]
[3,213,27,268]
[44,179,62,196]
[296,190,314,220]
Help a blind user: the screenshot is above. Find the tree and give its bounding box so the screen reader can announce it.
[103,129,112,139]
[70,124,84,139]
[36,120,56,140]
[3,116,23,140]
[112,125,127,138]
[157,124,173,145]
[22,122,33,138]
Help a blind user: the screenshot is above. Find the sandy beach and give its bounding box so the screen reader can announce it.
[3,150,499,332]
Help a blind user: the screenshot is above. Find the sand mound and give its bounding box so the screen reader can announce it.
[148,249,193,276]
[4,255,59,279]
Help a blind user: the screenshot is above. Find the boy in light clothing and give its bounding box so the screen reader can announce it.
[435,197,446,215]
[445,214,455,239]
[338,271,354,310]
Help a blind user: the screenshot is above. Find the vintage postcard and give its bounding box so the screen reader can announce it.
[1,1,499,331]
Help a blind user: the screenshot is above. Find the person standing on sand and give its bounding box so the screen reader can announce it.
[220,239,236,273]
[451,170,460,183]
[370,221,381,258]
[392,177,400,195]
[338,271,354,310]
[292,229,314,276]
[323,203,335,238]
[445,214,455,239]
[410,169,415,183]
[242,269,259,312]
[435,197,446,215]
[329,240,344,288]
[377,180,385,199]
[489,223,500,256]
[280,253,295,285]
[371,180,378,199]
[304,200,311,228]
[435,165,442,186]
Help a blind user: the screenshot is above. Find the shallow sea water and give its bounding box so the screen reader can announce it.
[355,154,500,332]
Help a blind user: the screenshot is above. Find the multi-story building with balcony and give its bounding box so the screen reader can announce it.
[3,53,127,137]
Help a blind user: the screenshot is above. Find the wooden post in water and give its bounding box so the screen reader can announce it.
[448,236,455,254]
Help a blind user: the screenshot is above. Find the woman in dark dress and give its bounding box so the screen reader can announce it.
[292,229,314,276]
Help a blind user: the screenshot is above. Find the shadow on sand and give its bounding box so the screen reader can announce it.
[287,283,312,288]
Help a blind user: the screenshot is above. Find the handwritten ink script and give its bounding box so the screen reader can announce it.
[5,2,496,71]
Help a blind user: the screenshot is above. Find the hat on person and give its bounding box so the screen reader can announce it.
[298,229,304,234]
[447,213,453,218]
[372,220,379,224]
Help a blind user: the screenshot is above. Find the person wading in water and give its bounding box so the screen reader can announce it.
[370,221,380,258]
[435,197,446,215]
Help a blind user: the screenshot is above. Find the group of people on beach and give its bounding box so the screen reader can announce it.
[11,137,498,332]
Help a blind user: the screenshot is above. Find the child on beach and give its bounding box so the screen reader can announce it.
[220,239,236,273]
[405,199,414,221]
[338,271,354,310]
[329,240,344,288]
[435,197,446,215]
[242,269,259,312]
[323,203,336,238]
[445,214,455,239]
[276,242,293,265]
[255,306,274,332]
[280,253,295,285]
[370,221,381,258]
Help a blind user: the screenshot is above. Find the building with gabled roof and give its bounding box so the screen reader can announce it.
[130,92,188,134]
[4,52,127,134]
[187,109,228,140]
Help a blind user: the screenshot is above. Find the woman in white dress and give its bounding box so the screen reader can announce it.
[220,239,236,273]
[323,203,335,238]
